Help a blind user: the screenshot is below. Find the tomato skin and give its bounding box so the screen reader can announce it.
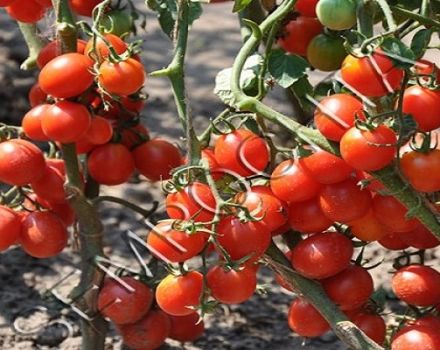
[120,124,150,149]
[31,165,66,204]
[340,125,396,171]
[98,58,145,96]
[207,265,257,304]
[270,159,322,203]
[341,51,404,97]
[101,9,133,37]
[147,221,207,263]
[356,171,385,193]
[156,272,203,316]
[412,315,440,329]
[401,149,440,193]
[288,197,332,233]
[0,139,46,186]
[22,104,51,141]
[166,182,216,223]
[216,216,271,263]
[20,211,68,258]
[97,277,153,325]
[399,224,439,249]
[42,101,91,143]
[37,39,87,68]
[372,195,419,233]
[39,53,94,99]
[316,0,357,30]
[85,116,113,145]
[84,34,127,62]
[6,0,45,23]
[169,312,204,342]
[214,129,269,177]
[295,0,319,17]
[133,139,182,181]
[392,265,440,307]
[278,17,323,56]
[28,83,47,107]
[378,232,409,250]
[298,149,353,184]
[348,311,386,345]
[314,94,364,141]
[88,144,134,185]
[0,206,21,251]
[321,265,374,311]
[348,209,389,242]
[35,0,52,7]
[118,310,171,350]
[69,0,103,16]
[391,324,440,350]
[291,232,353,279]
[307,34,347,72]
[319,178,372,223]
[201,148,223,180]
[0,0,15,6]
[402,86,440,132]
[288,298,330,337]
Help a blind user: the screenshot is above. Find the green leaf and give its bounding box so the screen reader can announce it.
[267,49,309,88]
[411,29,432,59]
[233,0,253,12]
[381,37,415,69]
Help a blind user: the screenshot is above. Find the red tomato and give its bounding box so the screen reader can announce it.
[35,0,52,7]
[0,0,15,6]
[341,51,404,97]
[169,312,204,342]
[348,311,386,345]
[156,271,203,316]
[392,265,440,307]
[295,0,319,17]
[201,147,223,180]
[216,216,271,263]
[166,182,216,223]
[402,85,440,132]
[413,315,440,329]
[39,53,94,99]
[298,149,353,184]
[118,310,171,350]
[84,34,128,62]
[6,0,44,23]
[88,144,135,185]
[270,159,322,203]
[132,139,182,181]
[28,83,47,107]
[98,58,145,96]
[85,116,113,145]
[356,171,385,193]
[414,59,440,82]
[75,137,95,155]
[119,124,150,149]
[314,94,364,141]
[37,39,87,68]
[214,129,269,177]
[401,149,440,193]
[372,195,419,233]
[391,324,440,350]
[278,17,323,56]
[69,0,103,16]
[42,101,91,143]
[31,165,66,204]
[399,224,439,249]
[0,206,21,251]
[97,276,153,324]
[288,197,332,233]
[348,209,389,242]
[0,139,46,186]
[287,298,330,337]
[20,211,68,258]
[378,232,409,250]
[319,178,372,223]
[291,232,353,279]
[22,104,51,141]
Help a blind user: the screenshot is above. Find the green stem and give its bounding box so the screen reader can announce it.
[373,0,396,31]
[93,196,158,218]
[17,23,44,70]
[391,6,440,29]
[356,0,374,39]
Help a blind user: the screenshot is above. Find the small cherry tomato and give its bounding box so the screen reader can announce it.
[288,298,330,337]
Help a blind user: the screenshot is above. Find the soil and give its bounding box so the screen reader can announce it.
[0,3,439,350]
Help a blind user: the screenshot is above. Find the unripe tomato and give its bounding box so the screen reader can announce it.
[69,0,103,16]
[156,271,203,316]
[207,265,257,304]
[0,139,45,186]
[6,0,45,23]
[307,34,347,71]
[118,310,171,350]
[97,276,153,324]
[295,0,319,17]
[399,224,439,250]
[84,34,128,62]
[291,232,353,279]
[348,209,389,242]
[214,129,269,177]
[401,149,440,193]
[314,94,364,141]
[20,211,68,258]
[37,39,87,68]
[42,101,91,143]
[278,17,323,56]
[101,10,133,37]
[85,116,113,145]
[288,197,332,233]
[348,311,386,345]
[378,232,409,250]
[22,104,51,141]
[31,165,66,204]
[288,298,330,337]
[39,53,94,99]
[132,139,182,181]
[28,83,47,107]
[88,143,135,185]
[316,0,357,30]
[0,206,21,251]
[98,58,145,96]
[169,312,204,342]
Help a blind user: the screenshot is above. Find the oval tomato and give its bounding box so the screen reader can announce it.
[28,83,47,107]
[31,164,66,204]
[0,206,21,251]
[37,39,87,68]
[401,149,440,193]
[348,209,389,242]
[85,116,113,145]
[348,311,386,345]
[288,197,332,233]
[316,0,357,30]
[288,298,330,337]
[22,104,51,141]
[84,34,127,62]
[69,0,103,16]
[6,0,44,23]
[169,312,204,342]
[307,34,347,71]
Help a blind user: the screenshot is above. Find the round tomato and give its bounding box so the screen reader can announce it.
[119,123,150,149]
[132,139,182,181]
[413,315,440,329]
[69,0,103,16]
[169,312,204,342]
[88,144,134,185]
[399,224,439,250]
[348,311,386,345]
[291,231,353,279]
[401,149,440,192]
[85,116,113,145]
[22,104,51,141]
[97,276,153,324]
[378,232,409,250]
[214,129,269,177]
[288,298,330,337]
[288,197,332,233]
[319,178,372,223]
[307,34,347,71]
[42,101,91,143]
[37,39,87,68]
[295,0,319,17]
[39,53,94,99]
[20,211,68,258]
[6,0,44,23]
[391,324,440,350]
[155,271,203,316]
[0,139,45,186]
[348,209,389,242]
[278,17,323,56]
[0,206,21,251]
[316,0,357,30]
[314,94,364,141]
[31,165,66,204]
[84,34,128,62]
[28,83,47,107]
[101,10,133,37]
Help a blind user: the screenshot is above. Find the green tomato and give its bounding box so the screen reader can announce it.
[316,0,357,31]
[306,34,347,71]
[101,10,133,37]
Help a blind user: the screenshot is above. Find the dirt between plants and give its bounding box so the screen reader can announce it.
[0,2,439,350]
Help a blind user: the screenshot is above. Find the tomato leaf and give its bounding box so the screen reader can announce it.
[268,49,309,88]
[380,37,415,69]
[233,0,253,12]
[411,29,432,59]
